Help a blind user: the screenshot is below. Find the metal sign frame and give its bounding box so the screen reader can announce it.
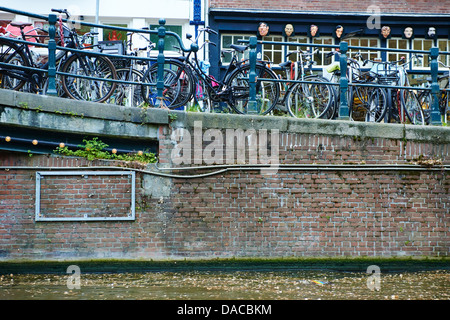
[35,171,136,222]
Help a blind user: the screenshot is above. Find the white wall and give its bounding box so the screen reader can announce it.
[1,0,208,56]
[1,0,192,20]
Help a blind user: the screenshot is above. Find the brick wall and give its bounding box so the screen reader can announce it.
[0,121,448,261]
[209,0,450,14]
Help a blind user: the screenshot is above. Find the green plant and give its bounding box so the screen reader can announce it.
[54,137,157,164]
[168,113,178,122]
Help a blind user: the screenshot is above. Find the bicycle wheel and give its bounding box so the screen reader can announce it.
[142,60,193,109]
[418,91,432,125]
[225,64,280,115]
[442,91,449,124]
[349,85,368,121]
[107,68,144,107]
[0,38,29,91]
[192,77,211,112]
[364,87,388,122]
[286,76,333,119]
[401,89,425,125]
[61,54,117,103]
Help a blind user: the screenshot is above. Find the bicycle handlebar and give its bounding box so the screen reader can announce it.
[286,48,319,58]
[51,8,70,19]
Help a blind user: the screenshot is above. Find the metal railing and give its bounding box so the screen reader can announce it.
[1,7,449,125]
[244,36,450,125]
[0,6,196,105]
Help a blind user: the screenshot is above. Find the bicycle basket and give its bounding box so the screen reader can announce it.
[370,62,399,85]
[98,40,125,55]
[110,57,131,69]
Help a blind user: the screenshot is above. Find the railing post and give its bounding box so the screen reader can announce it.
[429,47,441,125]
[46,13,57,96]
[338,41,349,119]
[247,36,258,114]
[156,19,166,107]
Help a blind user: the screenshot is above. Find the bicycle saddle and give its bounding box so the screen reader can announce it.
[230,44,247,53]
[10,22,33,28]
[172,56,187,62]
[279,61,292,69]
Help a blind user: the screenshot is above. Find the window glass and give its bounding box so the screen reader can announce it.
[262,35,283,64]
[312,37,334,66]
[150,25,182,52]
[347,37,380,67]
[220,34,251,64]
[387,38,409,64]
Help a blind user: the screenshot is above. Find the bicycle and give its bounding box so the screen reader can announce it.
[0,9,117,103]
[0,22,54,92]
[280,48,335,119]
[418,60,449,124]
[366,55,425,125]
[142,27,280,115]
[106,29,155,107]
[323,51,388,122]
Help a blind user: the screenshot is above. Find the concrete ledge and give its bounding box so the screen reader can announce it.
[172,110,450,144]
[1,89,450,144]
[0,89,169,125]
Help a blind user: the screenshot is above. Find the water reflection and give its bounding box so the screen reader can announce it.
[1,270,449,300]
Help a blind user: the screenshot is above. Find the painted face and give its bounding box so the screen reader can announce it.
[381,26,391,38]
[258,23,269,37]
[404,27,413,39]
[428,27,436,38]
[335,26,344,38]
[310,25,318,37]
[284,24,294,37]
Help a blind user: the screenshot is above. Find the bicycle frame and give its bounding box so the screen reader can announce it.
[0,16,89,94]
[183,45,246,102]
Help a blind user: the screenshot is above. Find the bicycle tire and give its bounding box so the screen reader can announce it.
[61,54,117,103]
[193,77,211,112]
[107,68,144,107]
[142,59,193,109]
[418,91,432,124]
[285,76,333,119]
[225,64,280,115]
[442,91,449,124]
[348,86,387,123]
[0,38,30,91]
[401,89,425,125]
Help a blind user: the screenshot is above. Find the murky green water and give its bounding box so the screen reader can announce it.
[0,270,448,300]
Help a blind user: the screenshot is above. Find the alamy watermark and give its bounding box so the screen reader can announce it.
[366,5,381,30]
[171,121,280,174]
[66,265,81,290]
[367,265,381,291]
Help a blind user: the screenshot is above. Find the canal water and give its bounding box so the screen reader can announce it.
[0,269,449,300]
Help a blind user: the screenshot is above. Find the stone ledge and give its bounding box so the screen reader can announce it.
[2,89,450,144]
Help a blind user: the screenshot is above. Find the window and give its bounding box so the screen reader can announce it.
[411,38,450,70]
[286,36,309,58]
[411,38,434,69]
[221,34,251,64]
[261,35,283,64]
[150,25,182,53]
[437,39,450,69]
[311,37,334,66]
[387,38,409,63]
[348,38,380,67]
